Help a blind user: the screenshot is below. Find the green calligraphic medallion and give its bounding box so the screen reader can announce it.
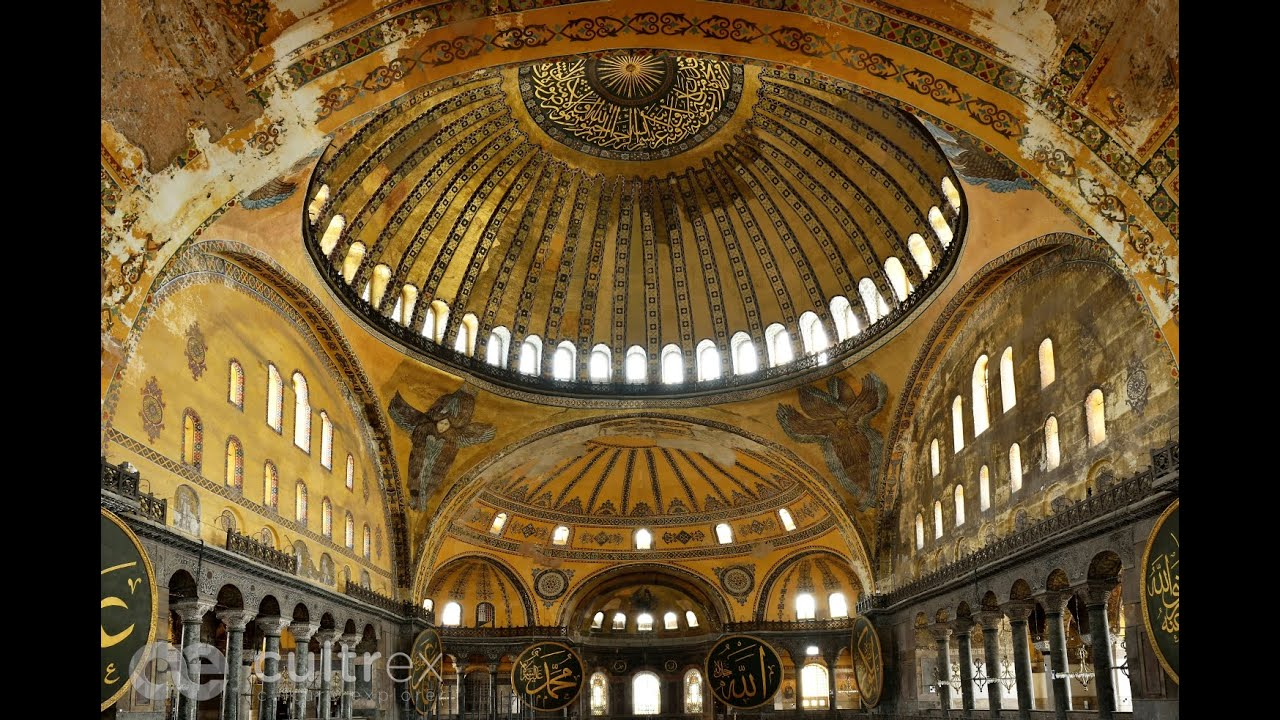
[409,628,444,712]
[1139,498,1179,684]
[850,615,884,707]
[101,507,157,710]
[706,634,783,709]
[511,641,585,711]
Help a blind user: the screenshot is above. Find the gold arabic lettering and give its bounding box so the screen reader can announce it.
[1146,533,1179,640]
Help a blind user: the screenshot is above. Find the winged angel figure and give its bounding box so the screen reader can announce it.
[387,388,495,510]
[776,374,886,509]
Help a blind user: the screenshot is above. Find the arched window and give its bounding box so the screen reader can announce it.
[486,326,511,367]
[441,601,461,627]
[363,524,371,559]
[225,437,243,490]
[796,592,816,620]
[321,497,333,538]
[685,610,699,628]
[292,372,311,452]
[884,257,911,302]
[636,613,654,631]
[612,612,627,630]
[1039,338,1055,388]
[489,512,508,535]
[1086,389,1107,446]
[341,242,366,284]
[344,512,354,549]
[634,528,652,550]
[954,484,966,526]
[588,344,612,382]
[295,480,308,525]
[519,335,543,376]
[1000,347,1016,412]
[228,360,244,409]
[370,264,393,308]
[1009,444,1023,492]
[952,396,965,453]
[590,612,605,630]
[663,611,679,630]
[263,462,278,510]
[661,344,684,384]
[552,525,570,546]
[941,177,962,212]
[830,295,860,341]
[267,364,283,432]
[590,672,608,716]
[764,323,794,367]
[454,313,480,356]
[318,213,345,257]
[907,233,934,278]
[684,669,704,713]
[632,672,661,715]
[801,664,830,708]
[397,285,419,326]
[859,278,886,324]
[934,500,944,539]
[552,341,577,381]
[308,184,331,225]
[319,412,334,469]
[829,592,849,618]
[625,345,647,383]
[972,355,990,436]
[714,523,733,544]
[915,513,925,549]
[778,508,796,531]
[979,466,991,511]
[730,331,759,375]
[1045,415,1061,470]
[422,300,449,343]
[798,311,829,355]
[930,439,941,477]
[476,602,494,626]
[696,339,721,381]
[345,454,355,490]
[181,410,203,469]
[929,206,953,247]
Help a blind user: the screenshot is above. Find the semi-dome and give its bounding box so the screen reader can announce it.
[305,50,965,401]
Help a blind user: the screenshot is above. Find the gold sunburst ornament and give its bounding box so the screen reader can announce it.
[595,54,666,98]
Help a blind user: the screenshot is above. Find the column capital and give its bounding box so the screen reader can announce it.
[291,620,321,643]
[256,615,292,636]
[340,633,361,648]
[171,598,216,622]
[1080,578,1119,606]
[315,628,343,644]
[1037,590,1073,613]
[216,608,255,632]
[1000,601,1035,622]
[972,610,1004,628]
[928,621,953,641]
[952,617,975,634]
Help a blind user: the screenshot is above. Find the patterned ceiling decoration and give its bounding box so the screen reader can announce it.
[423,555,534,627]
[307,52,963,397]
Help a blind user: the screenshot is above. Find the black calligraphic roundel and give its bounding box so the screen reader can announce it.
[511,641,585,711]
[409,629,445,712]
[101,507,157,711]
[706,634,784,709]
[1139,499,1179,685]
[850,615,884,707]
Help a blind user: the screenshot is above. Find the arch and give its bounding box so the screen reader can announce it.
[263,461,279,510]
[1046,568,1072,591]
[321,497,333,538]
[345,454,355,490]
[915,513,924,550]
[753,547,865,621]
[1000,346,1016,412]
[453,313,480,356]
[624,345,647,382]
[730,331,758,374]
[798,311,829,355]
[307,184,331,225]
[884,257,911,302]
[951,395,965,453]
[1009,443,1023,492]
[227,360,244,409]
[930,438,940,477]
[318,214,345,256]
[929,206,953,247]
[685,610,699,628]
[344,512,355,549]
[266,364,283,432]
[1045,415,1061,470]
[589,671,609,715]
[519,334,543,376]
[907,233,934,278]
[636,612,654,631]
[696,338,721,381]
[319,411,334,469]
[475,601,495,626]
[764,323,794,367]
[421,554,536,625]
[423,300,450,342]
[558,562,729,631]
[486,326,511,367]
[684,668,705,713]
[801,663,830,709]
[441,601,461,626]
[1009,579,1033,601]
[295,480,308,525]
[340,241,366,284]
[588,343,611,382]
[858,278,886,324]
[1087,550,1123,581]
[632,671,661,715]
[778,507,796,531]
[979,466,990,511]
[291,371,310,452]
[663,611,679,630]
[590,611,604,630]
[181,409,202,469]
[224,436,243,490]
[829,591,849,618]
[972,354,990,436]
[660,343,684,384]
[1039,337,1056,388]
[634,528,652,550]
[933,500,943,539]
[396,285,419,326]
[714,522,733,544]
[612,612,627,630]
[941,177,962,212]
[795,592,816,620]
[1086,388,1107,446]
[552,340,577,381]
[552,525,570,546]
[953,484,965,526]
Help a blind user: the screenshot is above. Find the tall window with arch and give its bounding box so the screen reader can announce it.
[489,512,508,535]
[228,360,244,410]
[915,513,925,549]
[295,480,308,525]
[634,528,652,550]
[369,264,393,308]
[441,601,461,627]
[829,592,848,618]
[181,410,203,470]
[685,610,699,627]
[801,664,830,709]
[941,177,962,212]
[263,462,278,510]
[636,613,654,631]
[972,355,990,435]
[267,364,283,432]
[979,466,991,511]
[319,412,334,469]
[519,335,543,376]
[476,602,494,627]
[798,312,829,355]
[341,242,366,284]
[321,497,333,538]
[344,512,354,549]
[1086,389,1107,446]
[684,669,704,713]
[345,454,355,491]
[1000,347,1016,412]
[590,672,608,716]
[696,339,721,381]
[1009,444,1023,492]
[934,500,943,539]
[486,327,511,368]
[625,345,647,383]
[951,396,965,453]
[858,278,887,324]
[796,592,816,620]
[1045,415,1061,470]
[907,233,934,278]
[292,372,311,452]
[590,612,604,630]
[954,484,966,525]
[884,257,912,302]
[664,611,679,630]
[395,285,419,327]
[764,323,794,367]
[930,439,941,477]
[307,184,330,225]
[422,300,450,343]
[730,332,758,375]
[363,524,371,559]
[588,344,611,382]
[453,313,479,356]
[1039,338,1056,388]
[552,341,577,381]
[778,507,796,531]
[660,344,684,384]
[318,214,345,257]
[225,437,243,490]
[714,523,734,544]
[552,525,570,546]
[928,206,953,247]
[632,672,661,715]
[612,613,627,630]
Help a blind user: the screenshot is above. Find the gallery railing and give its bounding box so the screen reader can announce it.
[439,625,568,639]
[226,528,298,574]
[101,456,167,525]
[345,581,400,613]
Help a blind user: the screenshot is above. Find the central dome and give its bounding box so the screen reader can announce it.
[305,51,965,402]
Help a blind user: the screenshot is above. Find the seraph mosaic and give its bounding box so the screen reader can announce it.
[388,387,495,510]
[776,374,886,509]
[921,121,1032,194]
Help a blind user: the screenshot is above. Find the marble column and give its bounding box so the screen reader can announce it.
[1041,592,1073,720]
[340,633,360,720]
[928,622,953,718]
[1084,581,1120,720]
[256,616,292,720]
[316,628,341,720]
[973,611,1005,718]
[954,617,976,717]
[1000,603,1035,720]
[488,660,500,720]
[823,648,840,710]
[172,598,216,720]
[215,609,253,720]
[288,621,319,720]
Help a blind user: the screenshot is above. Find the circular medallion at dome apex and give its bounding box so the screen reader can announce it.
[519,52,742,160]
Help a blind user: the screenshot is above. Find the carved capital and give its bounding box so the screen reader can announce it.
[216,608,255,632]
[1081,578,1119,607]
[315,628,342,645]
[171,598,216,623]
[1037,591,1072,614]
[1000,601,1035,623]
[340,633,361,649]
[952,617,975,634]
[290,621,320,643]
[972,610,1004,629]
[256,615,292,636]
[928,622,953,642]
